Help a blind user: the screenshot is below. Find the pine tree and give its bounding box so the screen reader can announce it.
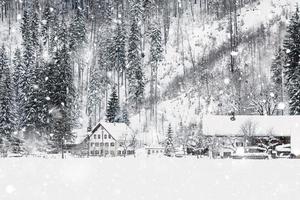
[111,20,126,89]
[121,106,130,125]
[128,0,145,111]
[106,88,121,123]
[51,21,75,154]
[271,47,286,100]
[21,5,39,138]
[87,64,107,124]
[12,48,24,133]
[149,21,163,120]
[41,2,59,56]
[165,124,174,156]
[0,45,15,143]
[283,7,300,114]
[69,8,87,52]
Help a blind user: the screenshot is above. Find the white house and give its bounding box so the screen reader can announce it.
[202,115,300,157]
[87,121,137,157]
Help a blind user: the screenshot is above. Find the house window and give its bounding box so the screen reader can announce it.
[95,142,99,147]
[100,143,103,147]
[104,134,107,139]
[100,150,103,155]
[108,135,111,139]
[91,150,94,155]
[90,142,94,147]
[94,135,97,139]
[110,142,115,147]
[110,151,115,156]
[95,150,99,155]
[98,135,101,139]
[105,150,109,155]
[105,142,109,147]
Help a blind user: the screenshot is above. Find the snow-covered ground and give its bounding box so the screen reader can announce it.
[0,158,299,200]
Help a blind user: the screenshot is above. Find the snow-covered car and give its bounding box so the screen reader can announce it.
[232,147,268,159]
[273,144,293,159]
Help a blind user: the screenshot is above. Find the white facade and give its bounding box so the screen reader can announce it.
[291,130,300,156]
[203,115,300,157]
[88,122,135,157]
[203,115,300,137]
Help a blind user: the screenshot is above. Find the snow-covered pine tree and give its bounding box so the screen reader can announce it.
[271,47,286,100]
[133,62,145,110]
[20,4,42,138]
[149,21,163,121]
[111,19,126,97]
[0,45,15,145]
[283,7,300,115]
[165,124,174,156]
[87,64,107,126]
[51,20,75,155]
[12,48,24,133]
[143,0,155,21]
[106,88,121,123]
[128,0,145,111]
[30,5,40,52]
[69,7,87,52]
[121,106,130,125]
[69,7,87,118]
[41,2,59,56]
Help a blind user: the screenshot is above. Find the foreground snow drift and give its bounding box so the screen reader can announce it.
[0,158,299,200]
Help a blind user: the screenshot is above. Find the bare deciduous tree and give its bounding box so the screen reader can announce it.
[240,120,256,147]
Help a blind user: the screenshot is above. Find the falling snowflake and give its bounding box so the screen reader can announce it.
[224,78,230,85]
[42,19,47,25]
[17,14,22,21]
[6,185,16,194]
[33,84,39,90]
[231,51,239,56]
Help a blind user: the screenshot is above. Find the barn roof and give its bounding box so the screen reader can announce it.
[202,115,300,137]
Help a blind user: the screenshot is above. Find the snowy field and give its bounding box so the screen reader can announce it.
[0,158,299,200]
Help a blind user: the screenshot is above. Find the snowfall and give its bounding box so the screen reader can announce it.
[0,157,299,200]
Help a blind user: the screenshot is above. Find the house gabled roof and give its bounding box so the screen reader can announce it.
[203,115,300,137]
[90,121,135,141]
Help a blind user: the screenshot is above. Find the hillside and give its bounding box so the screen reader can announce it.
[0,0,299,148]
[130,0,299,144]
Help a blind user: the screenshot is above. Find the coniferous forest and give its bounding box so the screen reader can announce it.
[0,0,299,157]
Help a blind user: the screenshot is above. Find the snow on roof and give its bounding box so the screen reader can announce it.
[92,121,135,140]
[203,115,300,137]
[72,128,89,144]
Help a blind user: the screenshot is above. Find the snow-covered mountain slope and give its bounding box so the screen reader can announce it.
[159,0,295,93]
[130,0,299,144]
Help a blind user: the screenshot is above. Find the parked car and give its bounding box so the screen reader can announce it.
[272,144,293,159]
[232,146,268,159]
